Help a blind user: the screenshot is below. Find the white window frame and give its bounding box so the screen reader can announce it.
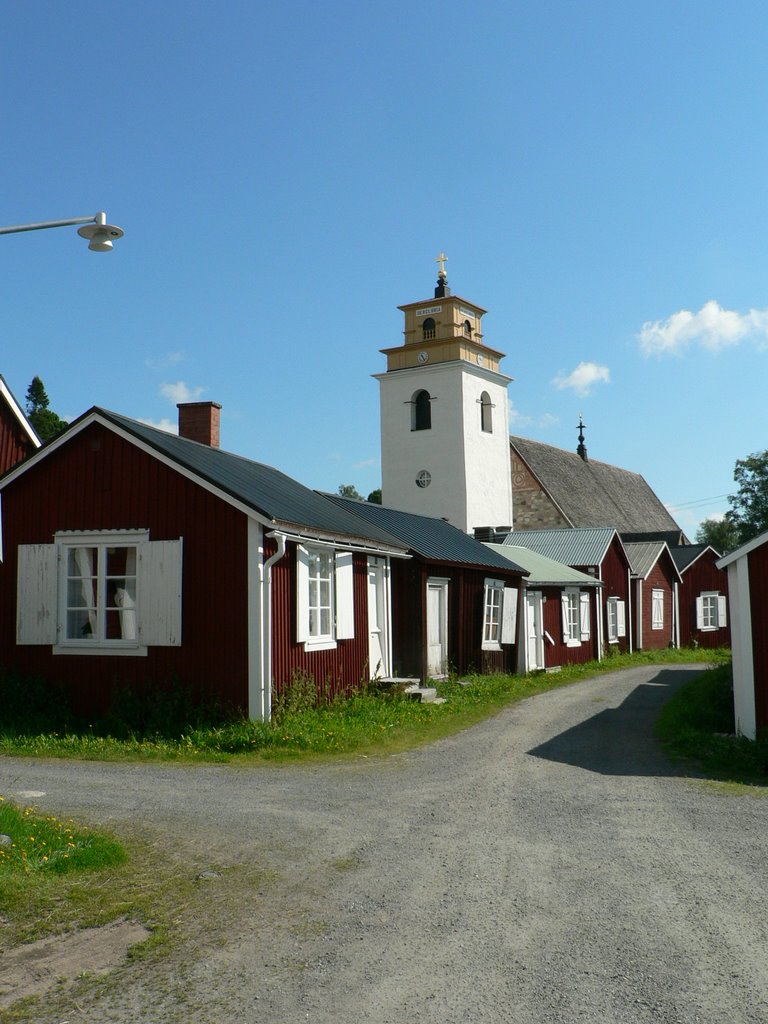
[606,597,627,643]
[482,579,518,651]
[651,588,664,630]
[296,545,355,652]
[16,530,183,654]
[696,591,727,631]
[561,588,581,647]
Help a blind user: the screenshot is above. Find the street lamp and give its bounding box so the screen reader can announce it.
[0,211,124,252]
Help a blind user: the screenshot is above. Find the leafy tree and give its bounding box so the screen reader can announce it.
[367,488,382,504]
[725,450,768,546]
[25,376,67,442]
[338,483,363,500]
[695,516,740,555]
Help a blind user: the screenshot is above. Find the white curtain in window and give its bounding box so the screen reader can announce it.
[74,546,97,638]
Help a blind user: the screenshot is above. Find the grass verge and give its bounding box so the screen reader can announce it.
[656,661,768,787]
[0,647,729,763]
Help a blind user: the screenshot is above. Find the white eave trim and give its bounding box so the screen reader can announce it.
[267,529,410,559]
[0,378,41,448]
[717,528,768,568]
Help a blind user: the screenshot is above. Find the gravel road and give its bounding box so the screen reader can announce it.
[2,664,768,1023]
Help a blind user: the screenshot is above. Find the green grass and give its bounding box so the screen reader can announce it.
[656,662,768,787]
[0,796,125,876]
[0,647,729,763]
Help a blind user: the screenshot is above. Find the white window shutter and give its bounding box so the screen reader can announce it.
[17,544,57,644]
[696,596,704,629]
[580,592,591,640]
[335,551,355,640]
[718,595,727,628]
[501,587,518,644]
[295,546,309,643]
[616,601,626,638]
[561,593,571,642]
[138,539,183,647]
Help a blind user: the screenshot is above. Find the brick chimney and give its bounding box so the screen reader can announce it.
[177,401,221,448]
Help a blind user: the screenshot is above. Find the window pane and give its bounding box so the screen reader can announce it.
[67,609,95,640]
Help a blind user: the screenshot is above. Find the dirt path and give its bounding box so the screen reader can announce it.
[2,665,768,1023]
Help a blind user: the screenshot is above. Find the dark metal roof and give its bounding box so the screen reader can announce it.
[326,494,528,574]
[511,436,683,535]
[67,409,409,550]
[670,543,719,573]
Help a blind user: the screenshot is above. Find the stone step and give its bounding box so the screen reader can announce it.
[404,684,438,703]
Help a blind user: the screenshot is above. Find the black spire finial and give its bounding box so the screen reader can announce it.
[434,251,451,297]
[577,414,588,462]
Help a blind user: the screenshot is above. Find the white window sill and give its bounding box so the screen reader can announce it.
[566,640,581,648]
[54,644,148,657]
[482,641,502,652]
[303,639,337,653]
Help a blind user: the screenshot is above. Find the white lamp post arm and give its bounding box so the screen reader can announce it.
[0,211,124,251]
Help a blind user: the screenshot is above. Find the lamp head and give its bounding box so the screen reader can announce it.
[77,221,124,252]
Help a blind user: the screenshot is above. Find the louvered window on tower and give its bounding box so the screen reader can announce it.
[480,392,493,433]
[412,389,432,431]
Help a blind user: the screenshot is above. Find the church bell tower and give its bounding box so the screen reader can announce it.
[375,255,514,534]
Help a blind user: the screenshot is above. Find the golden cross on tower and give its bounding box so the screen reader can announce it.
[435,251,448,278]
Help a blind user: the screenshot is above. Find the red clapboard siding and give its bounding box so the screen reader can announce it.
[748,542,768,733]
[0,421,250,715]
[269,540,372,701]
[678,551,731,649]
[0,401,34,474]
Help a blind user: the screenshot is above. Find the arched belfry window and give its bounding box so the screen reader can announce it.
[463,319,472,337]
[480,391,493,433]
[422,317,436,341]
[412,389,432,431]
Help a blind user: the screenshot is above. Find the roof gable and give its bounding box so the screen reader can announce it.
[511,436,681,535]
[0,375,40,449]
[0,407,408,552]
[623,540,682,581]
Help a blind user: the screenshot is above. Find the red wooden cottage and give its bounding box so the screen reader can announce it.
[717,532,768,739]
[485,543,602,672]
[496,527,632,655]
[623,540,682,650]
[327,495,528,678]
[0,403,409,720]
[0,374,40,475]
[671,544,730,650]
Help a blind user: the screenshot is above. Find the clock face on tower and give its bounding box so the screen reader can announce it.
[415,469,432,488]
[418,351,429,364]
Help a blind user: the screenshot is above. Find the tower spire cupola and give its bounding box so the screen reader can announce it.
[434,251,451,298]
[577,414,589,462]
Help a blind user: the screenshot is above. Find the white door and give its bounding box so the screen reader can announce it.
[367,559,390,679]
[526,590,544,671]
[427,578,449,677]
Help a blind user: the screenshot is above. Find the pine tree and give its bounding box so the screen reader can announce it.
[25,376,67,442]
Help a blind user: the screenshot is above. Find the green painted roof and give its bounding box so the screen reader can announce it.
[484,543,602,587]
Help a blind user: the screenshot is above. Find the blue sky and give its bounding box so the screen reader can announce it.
[3,1,768,538]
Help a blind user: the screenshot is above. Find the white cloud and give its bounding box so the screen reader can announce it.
[353,458,377,469]
[146,351,184,371]
[508,401,532,428]
[138,416,178,435]
[552,362,611,397]
[638,300,768,355]
[160,381,205,404]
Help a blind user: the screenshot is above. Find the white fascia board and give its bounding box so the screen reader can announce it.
[266,529,410,559]
[717,528,768,568]
[373,361,514,387]
[0,378,41,448]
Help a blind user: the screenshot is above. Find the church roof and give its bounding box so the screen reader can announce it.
[510,435,682,535]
